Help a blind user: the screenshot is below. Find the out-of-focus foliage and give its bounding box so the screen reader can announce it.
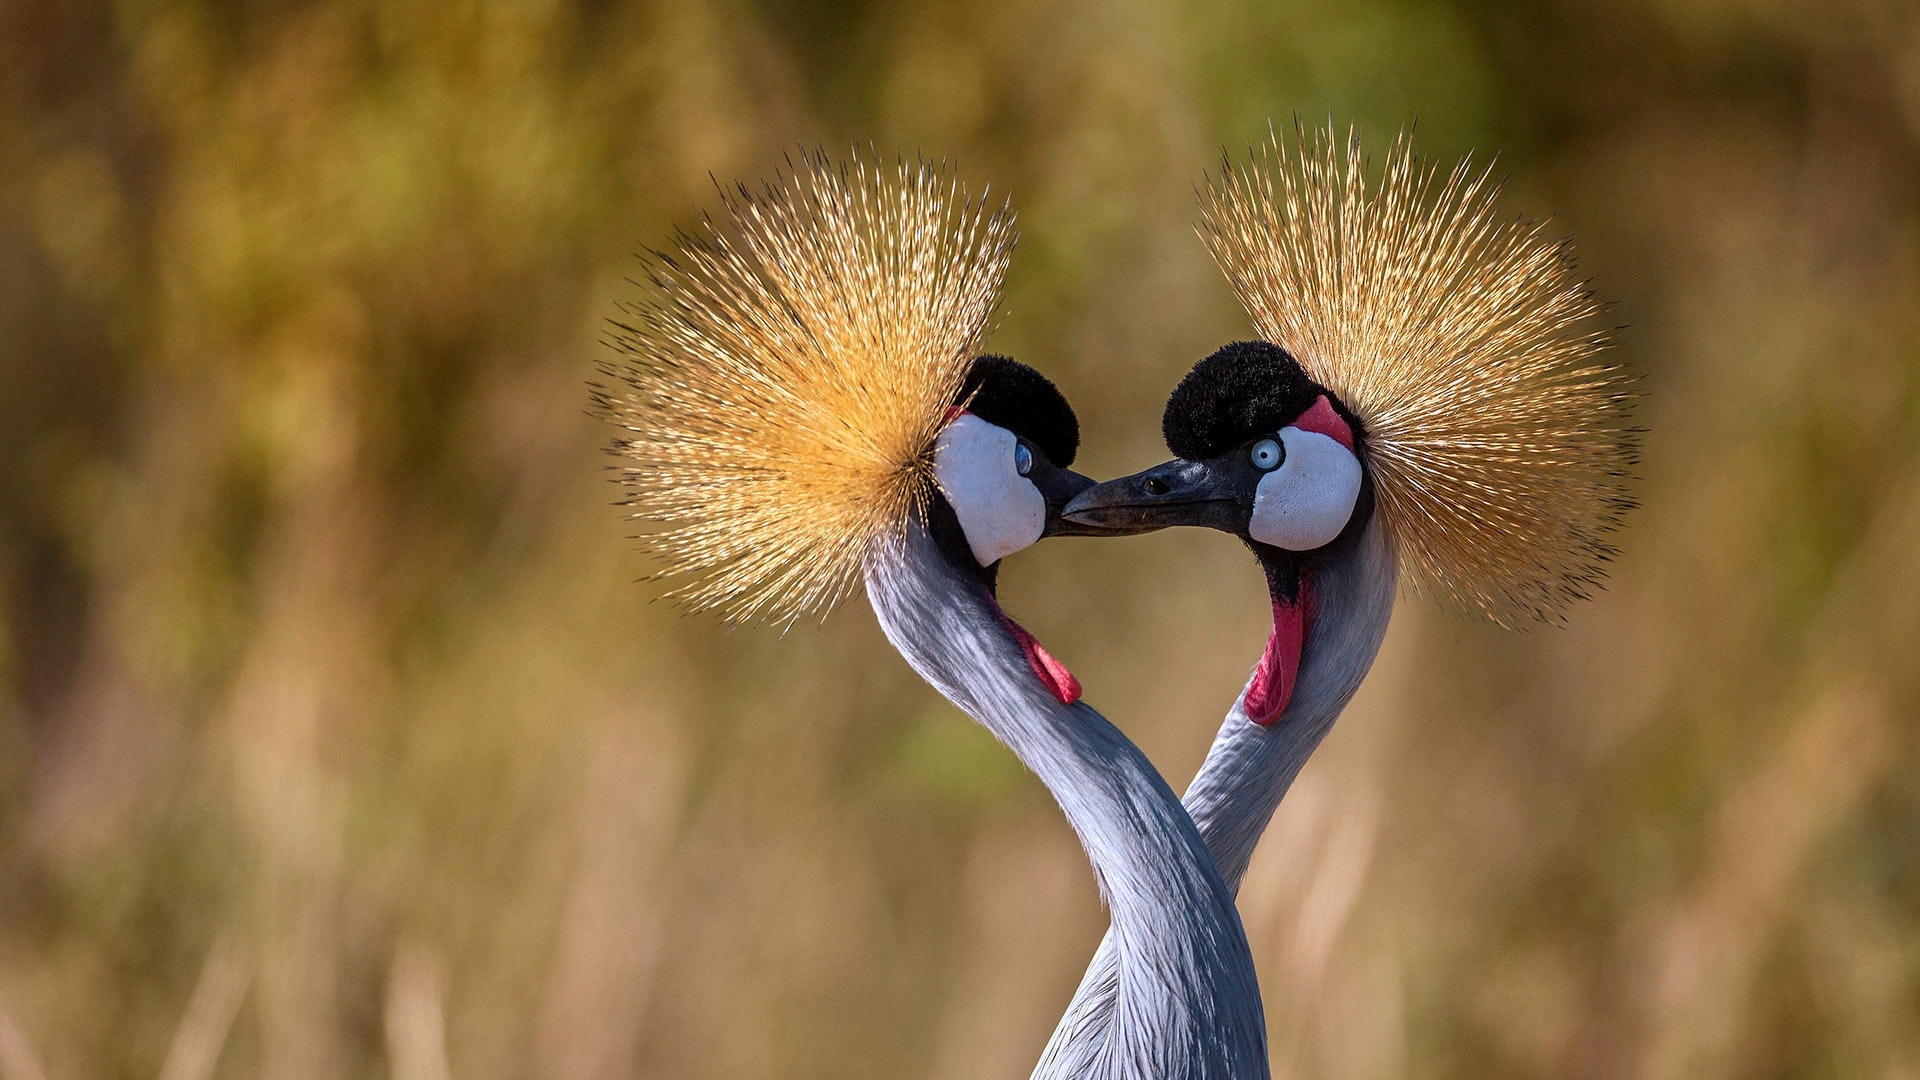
[2,0,1917,1078]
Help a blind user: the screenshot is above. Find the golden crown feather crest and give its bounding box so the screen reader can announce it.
[592,149,1015,625]
[1198,122,1640,626]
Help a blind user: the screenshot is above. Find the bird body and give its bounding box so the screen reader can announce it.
[599,149,1272,1080]
[1050,122,1637,1072]
[1194,124,1637,626]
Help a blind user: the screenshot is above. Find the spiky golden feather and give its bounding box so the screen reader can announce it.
[592,151,1015,624]
[1199,124,1638,626]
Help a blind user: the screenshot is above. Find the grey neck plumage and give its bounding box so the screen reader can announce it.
[1036,519,1399,1078]
[864,521,1269,1080]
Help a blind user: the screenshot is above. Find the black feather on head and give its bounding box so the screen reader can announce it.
[960,355,1080,468]
[1162,341,1347,459]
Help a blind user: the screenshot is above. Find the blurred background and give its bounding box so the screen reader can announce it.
[3,0,1918,1077]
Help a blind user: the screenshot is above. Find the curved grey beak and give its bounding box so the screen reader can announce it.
[1060,458,1243,534]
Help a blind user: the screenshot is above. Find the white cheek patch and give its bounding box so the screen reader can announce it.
[932,414,1047,566]
[1248,427,1363,551]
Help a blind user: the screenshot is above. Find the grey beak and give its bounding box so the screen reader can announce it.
[1039,468,1107,538]
[1060,458,1243,534]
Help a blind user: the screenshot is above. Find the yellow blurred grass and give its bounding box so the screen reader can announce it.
[2,1,1918,1078]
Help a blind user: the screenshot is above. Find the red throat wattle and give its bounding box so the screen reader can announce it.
[995,609,1082,706]
[1243,584,1313,725]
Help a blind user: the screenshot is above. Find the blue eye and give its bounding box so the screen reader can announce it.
[1014,442,1034,476]
[1249,438,1283,471]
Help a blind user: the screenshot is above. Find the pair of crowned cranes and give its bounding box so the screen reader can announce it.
[593,127,1636,1079]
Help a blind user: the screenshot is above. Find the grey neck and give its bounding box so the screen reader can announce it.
[1184,517,1399,889]
[865,522,1269,1080]
[1036,519,1397,1076]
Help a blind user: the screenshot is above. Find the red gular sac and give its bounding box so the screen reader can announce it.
[1243,588,1309,725]
[997,609,1082,706]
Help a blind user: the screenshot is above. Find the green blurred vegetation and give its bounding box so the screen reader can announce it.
[3,0,1918,1078]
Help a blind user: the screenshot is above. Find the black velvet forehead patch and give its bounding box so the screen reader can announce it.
[959,355,1080,468]
[1162,341,1332,459]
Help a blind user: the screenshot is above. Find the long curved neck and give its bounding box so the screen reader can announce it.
[1036,520,1397,1077]
[1184,518,1399,889]
[865,523,1268,1080]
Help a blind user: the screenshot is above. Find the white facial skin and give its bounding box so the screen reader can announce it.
[933,413,1047,566]
[1247,426,1363,551]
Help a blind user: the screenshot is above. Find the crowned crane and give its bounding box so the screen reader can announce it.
[592,150,1269,1080]
[1040,125,1639,1074]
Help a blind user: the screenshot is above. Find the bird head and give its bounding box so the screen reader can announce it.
[593,147,1096,695]
[930,354,1096,578]
[1062,340,1376,570]
[1064,123,1639,723]
[592,148,1017,624]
